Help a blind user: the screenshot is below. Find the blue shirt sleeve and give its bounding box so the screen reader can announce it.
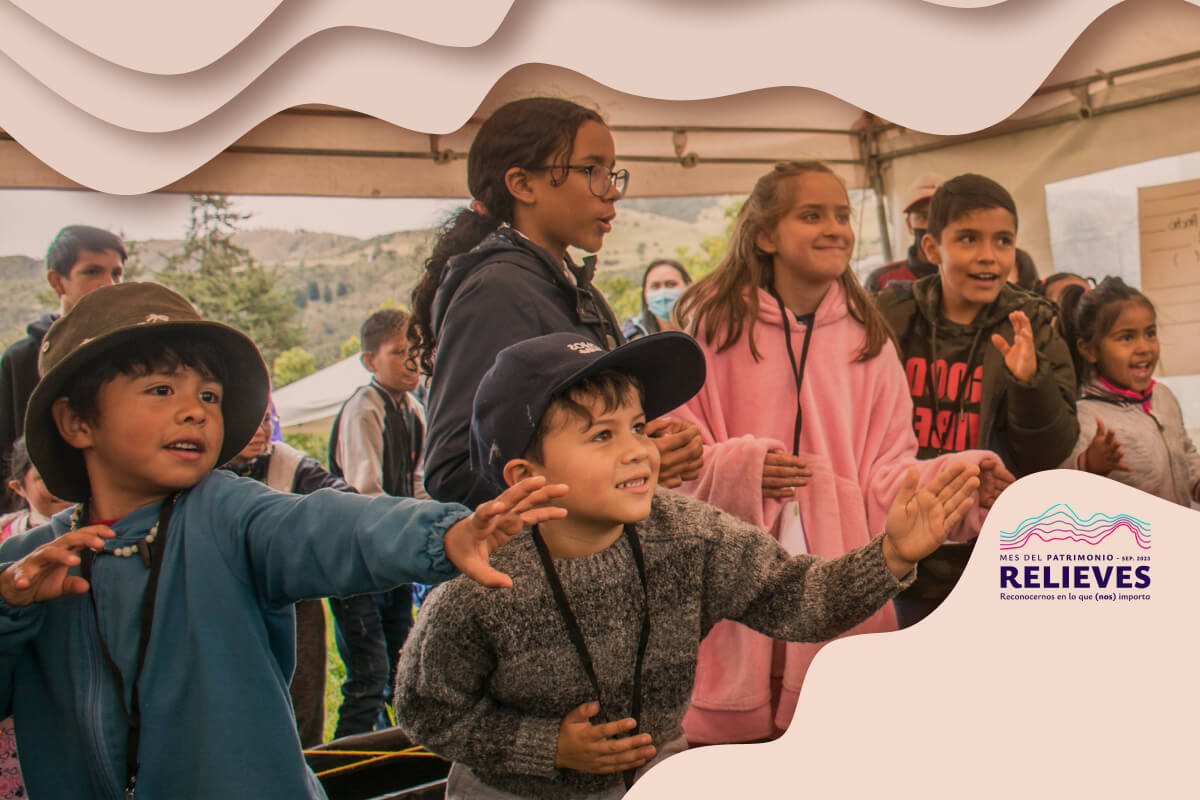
[198,471,472,606]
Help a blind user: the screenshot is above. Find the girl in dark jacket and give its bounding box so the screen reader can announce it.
[409,97,703,508]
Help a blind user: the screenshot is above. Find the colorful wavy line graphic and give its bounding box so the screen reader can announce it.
[998,504,1151,550]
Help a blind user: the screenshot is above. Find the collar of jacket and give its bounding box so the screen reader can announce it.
[752,279,849,330]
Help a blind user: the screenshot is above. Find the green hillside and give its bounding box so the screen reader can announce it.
[0,200,733,363]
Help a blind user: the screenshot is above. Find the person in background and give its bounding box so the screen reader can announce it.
[2,436,72,539]
[327,308,426,738]
[621,259,693,340]
[0,436,73,800]
[865,173,943,293]
[1036,272,1094,306]
[0,225,125,510]
[222,401,352,748]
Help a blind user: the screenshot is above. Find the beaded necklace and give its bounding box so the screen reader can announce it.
[71,502,162,567]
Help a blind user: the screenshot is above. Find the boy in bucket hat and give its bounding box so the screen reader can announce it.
[395,331,981,800]
[0,282,567,800]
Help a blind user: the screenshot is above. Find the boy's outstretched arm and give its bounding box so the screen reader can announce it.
[882,463,979,579]
[0,525,113,606]
[443,476,568,588]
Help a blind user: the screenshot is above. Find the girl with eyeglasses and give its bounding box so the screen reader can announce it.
[410,96,704,509]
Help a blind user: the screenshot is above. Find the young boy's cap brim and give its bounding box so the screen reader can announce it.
[24,282,270,502]
[469,331,706,492]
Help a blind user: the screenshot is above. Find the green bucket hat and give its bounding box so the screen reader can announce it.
[25,282,270,502]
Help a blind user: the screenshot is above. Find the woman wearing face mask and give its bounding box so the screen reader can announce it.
[622,258,693,340]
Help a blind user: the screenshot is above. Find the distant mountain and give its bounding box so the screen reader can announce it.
[0,198,732,360]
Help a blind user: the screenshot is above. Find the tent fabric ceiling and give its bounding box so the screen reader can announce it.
[1,0,1199,226]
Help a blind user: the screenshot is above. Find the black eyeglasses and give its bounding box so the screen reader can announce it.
[534,164,630,198]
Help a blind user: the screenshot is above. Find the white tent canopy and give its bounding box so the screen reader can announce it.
[272,354,370,434]
[3,0,1200,273]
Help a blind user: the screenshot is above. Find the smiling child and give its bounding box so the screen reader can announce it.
[395,331,981,800]
[875,172,1079,625]
[1058,276,1200,505]
[0,282,568,800]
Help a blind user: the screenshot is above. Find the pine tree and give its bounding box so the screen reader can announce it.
[158,195,302,367]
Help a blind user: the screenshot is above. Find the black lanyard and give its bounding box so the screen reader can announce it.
[531,525,650,790]
[79,494,178,799]
[771,292,815,456]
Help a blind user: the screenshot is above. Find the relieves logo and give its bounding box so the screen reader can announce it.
[996,504,1152,603]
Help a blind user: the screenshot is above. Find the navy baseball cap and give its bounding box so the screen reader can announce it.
[469,331,707,491]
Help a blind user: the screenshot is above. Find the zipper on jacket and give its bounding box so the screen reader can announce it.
[80,562,128,800]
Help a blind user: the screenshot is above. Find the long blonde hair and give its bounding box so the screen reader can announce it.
[674,160,893,362]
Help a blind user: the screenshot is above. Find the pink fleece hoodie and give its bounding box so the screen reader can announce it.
[673,281,992,744]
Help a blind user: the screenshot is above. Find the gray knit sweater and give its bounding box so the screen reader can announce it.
[395,490,911,799]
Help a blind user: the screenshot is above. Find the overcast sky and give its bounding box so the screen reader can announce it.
[0,189,468,259]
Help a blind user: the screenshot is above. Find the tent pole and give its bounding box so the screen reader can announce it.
[859,124,893,263]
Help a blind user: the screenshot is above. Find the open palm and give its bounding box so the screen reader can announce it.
[885,464,979,565]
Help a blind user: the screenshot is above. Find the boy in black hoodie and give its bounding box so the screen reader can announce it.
[874,173,1078,625]
[0,225,126,510]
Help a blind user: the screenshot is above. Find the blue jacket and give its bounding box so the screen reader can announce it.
[0,469,471,799]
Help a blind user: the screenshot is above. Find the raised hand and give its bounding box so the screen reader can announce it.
[991,310,1037,383]
[645,418,703,488]
[977,455,1014,509]
[1083,418,1131,475]
[762,452,812,499]
[882,463,979,578]
[443,476,568,588]
[0,526,114,606]
[554,701,656,775]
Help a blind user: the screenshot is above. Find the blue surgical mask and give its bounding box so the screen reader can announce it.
[645,287,684,320]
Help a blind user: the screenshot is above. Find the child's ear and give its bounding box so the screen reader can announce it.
[502,458,541,489]
[46,270,66,297]
[360,350,377,373]
[1076,338,1099,365]
[920,233,942,265]
[51,397,94,449]
[505,167,537,206]
[754,229,777,256]
[6,479,25,500]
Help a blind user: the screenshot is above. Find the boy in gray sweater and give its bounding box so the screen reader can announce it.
[395,332,980,800]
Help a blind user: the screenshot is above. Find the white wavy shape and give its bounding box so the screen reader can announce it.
[3,0,1117,137]
[7,0,517,75]
[629,469,1199,797]
[3,0,1197,193]
[922,0,1010,7]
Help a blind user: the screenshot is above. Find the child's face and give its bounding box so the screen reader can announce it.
[48,248,124,313]
[9,466,71,519]
[77,366,225,507]
[519,120,620,257]
[1046,275,1091,306]
[363,330,420,395]
[234,410,273,461]
[923,207,1016,324]
[1082,300,1158,392]
[521,391,659,535]
[756,173,854,287]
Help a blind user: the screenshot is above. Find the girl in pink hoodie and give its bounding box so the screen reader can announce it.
[671,161,1011,745]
